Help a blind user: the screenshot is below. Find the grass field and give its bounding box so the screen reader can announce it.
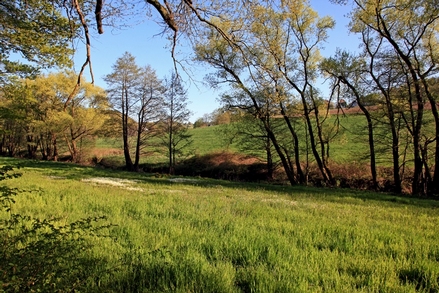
[1,157,439,292]
[94,113,410,168]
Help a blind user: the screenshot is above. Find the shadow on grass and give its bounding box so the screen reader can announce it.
[167,176,439,209]
[4,157,143,181]
[2,156,438,209]
[1,236,115,292]
[0,162,118,292]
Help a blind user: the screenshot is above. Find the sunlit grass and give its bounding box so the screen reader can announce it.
[190,125,237,155]
[2,157,439,292]
[92,114,422,170]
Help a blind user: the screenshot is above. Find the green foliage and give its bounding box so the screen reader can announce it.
[0,165,113,292]
[0,166,22,212]
[0,72,109,161]
[193,118,207,128]
[0,0,74,74]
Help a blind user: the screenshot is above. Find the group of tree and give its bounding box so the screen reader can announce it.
[1,55,192,173]
[173,0,438,196]
[193,107,237,128]
[105,52,192,173]
[0,72,107,162]
[1,0,438,195]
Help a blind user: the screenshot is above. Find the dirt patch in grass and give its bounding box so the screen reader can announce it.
[82,177,143,191]
[191,151,261,167]
[168,178,201,183]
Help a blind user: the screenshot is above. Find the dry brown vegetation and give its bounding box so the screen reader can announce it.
[142,151,270,182]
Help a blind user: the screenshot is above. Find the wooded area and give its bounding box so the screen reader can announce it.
[1,0,438,196]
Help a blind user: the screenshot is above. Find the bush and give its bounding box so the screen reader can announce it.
[0,165,112,292]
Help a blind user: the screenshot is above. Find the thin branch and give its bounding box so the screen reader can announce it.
[66,0,95,111]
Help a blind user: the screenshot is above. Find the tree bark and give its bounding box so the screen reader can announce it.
[280,102,305,184]
[340,78,378,190]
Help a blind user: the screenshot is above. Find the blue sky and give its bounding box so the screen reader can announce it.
[74,0,360,122]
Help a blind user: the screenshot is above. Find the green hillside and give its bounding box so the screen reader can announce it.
[188,114,390,164]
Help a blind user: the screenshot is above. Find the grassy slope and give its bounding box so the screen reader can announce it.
[189,112,435,168]
[187,114,390,164]
[1,157,438,292]
[93,113,402,168]
[190,125,236,155]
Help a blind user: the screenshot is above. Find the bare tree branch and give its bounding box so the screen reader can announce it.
[146,0,178,32]
[65,0,95,111]
[95,0,104,34]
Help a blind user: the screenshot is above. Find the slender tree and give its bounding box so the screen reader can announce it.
[133,65,164,170]
[220,90,284,181]
[321,50,379,190]
[105,52,141,171]
[160,73,192,175]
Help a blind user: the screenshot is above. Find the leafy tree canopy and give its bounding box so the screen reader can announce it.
[0,0,75,76]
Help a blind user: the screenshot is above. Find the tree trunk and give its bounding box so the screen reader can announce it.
[422,79,439,196]
[301,95,333,185]
[265,127,296,185]
[359,103,378,190]
[122,91,134,171]
[134,117,142,172]
[312,101,334,184]
[280,103,305,184]
[123,127,133,171]
[39,133,50,160]
[26,134,38,159]
[168,118,174,175]
[265,136,274,180]
[52,133,58,161]
[388,108,402,194]
[341,78,378,190]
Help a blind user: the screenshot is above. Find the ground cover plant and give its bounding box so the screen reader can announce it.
[1,157,438,292]
[0,162,113,292]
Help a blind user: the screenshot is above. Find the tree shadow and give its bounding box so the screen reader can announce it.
[3,157,438,209]
[163,176,439,208]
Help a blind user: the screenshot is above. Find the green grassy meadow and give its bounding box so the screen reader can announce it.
[93,118,358,167]
[183,113,434,184]
[1,157,439,292]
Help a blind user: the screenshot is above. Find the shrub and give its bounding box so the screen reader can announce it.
[0,165,112,292]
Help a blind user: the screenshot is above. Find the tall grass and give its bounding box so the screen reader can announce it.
[1,157,438,292]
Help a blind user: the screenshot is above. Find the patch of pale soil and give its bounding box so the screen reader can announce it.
[82,177,143,191]
[47,176,66,180]
[164,189,186,194]
[168,178,200,183]
[126,187,144,191]
[260,198,297,206]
